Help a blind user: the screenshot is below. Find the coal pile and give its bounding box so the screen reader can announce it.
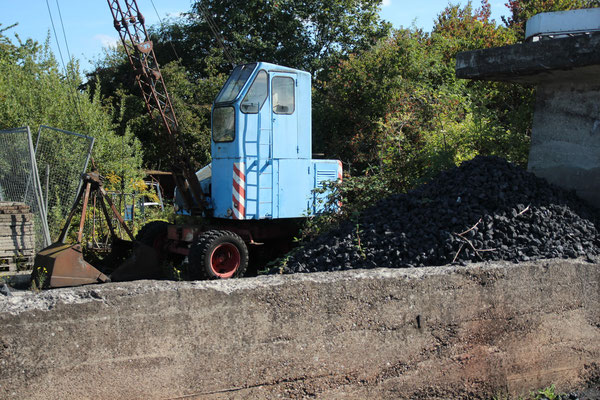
[280,156,600,274]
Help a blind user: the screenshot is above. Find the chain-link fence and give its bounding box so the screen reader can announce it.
[0,127,51,250]
[34,126,94,242]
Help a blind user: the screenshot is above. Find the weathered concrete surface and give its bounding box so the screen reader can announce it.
[1,259,599,399]
[455,33,600,85]
[528,81,600,207]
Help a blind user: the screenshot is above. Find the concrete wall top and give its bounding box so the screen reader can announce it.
[455,32,600,84]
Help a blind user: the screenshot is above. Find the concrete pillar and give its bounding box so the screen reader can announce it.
[528,82,600,206]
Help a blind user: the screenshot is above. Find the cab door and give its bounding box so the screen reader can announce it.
[271,73,298,159]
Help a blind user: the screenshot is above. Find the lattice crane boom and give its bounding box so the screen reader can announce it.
[106,0,205,212]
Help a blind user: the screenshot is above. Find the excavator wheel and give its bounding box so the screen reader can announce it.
[189,230,248,280]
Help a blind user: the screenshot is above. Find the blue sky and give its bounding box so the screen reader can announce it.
[1,0,510,73]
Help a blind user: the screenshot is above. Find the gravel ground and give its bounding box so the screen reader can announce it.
[279,156,600,274]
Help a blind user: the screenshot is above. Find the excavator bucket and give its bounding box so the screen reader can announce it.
[31,242,110,289]
[29,167,134,289]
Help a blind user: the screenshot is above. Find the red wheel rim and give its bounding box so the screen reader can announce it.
[209,243,240,278]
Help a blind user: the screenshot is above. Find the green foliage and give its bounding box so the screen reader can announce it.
[313,29,430,173]
[30,265,49,291]
[152,0,390,78]
[432,0,517,59]
[353,217,367,260]
[530,384,566,400]
[465,81,534,166]
[159,61,219,168]
[296,173,394,243]
[87,45,224,170]
[314,0,531,178]
[492,384,568,400]
[0,26,143,187]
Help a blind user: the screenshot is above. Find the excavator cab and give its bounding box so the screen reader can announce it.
[177,62,342,220]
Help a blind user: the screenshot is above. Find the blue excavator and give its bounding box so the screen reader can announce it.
[33,0,341,287]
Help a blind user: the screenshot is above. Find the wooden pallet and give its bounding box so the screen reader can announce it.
[0,256,33,272]
[0,202,35,272]
[0,202,31,213]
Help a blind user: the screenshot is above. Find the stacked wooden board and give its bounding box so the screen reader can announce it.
[0,202,35,272]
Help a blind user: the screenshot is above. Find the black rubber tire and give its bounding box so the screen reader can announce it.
[135,220,169,248]
[189,230,248,280]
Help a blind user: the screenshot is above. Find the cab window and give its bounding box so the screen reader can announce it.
[215,63,256,104]
[241,71,268,114]
[213,107,235,142]
[272,76,295,115]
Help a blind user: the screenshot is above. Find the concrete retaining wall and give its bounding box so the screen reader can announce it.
[1,259,599,399]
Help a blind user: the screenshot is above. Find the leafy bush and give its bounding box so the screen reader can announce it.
[0,26,143,186]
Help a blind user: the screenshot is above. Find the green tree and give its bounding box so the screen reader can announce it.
[432,0,517,59]
[0,25,143,185]
[152,0,390,78]
[86,44,224,170]
[313,29,432,174]
[312,0,535,220]
[431,1,533,166]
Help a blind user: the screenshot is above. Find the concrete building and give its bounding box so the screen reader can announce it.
[455,29,600,208]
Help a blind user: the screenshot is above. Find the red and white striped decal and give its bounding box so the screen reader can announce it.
[232,162,246,219]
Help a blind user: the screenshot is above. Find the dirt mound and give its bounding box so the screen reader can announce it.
[280,156,600,274]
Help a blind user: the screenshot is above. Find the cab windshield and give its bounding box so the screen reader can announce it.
[215,63,257,103]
